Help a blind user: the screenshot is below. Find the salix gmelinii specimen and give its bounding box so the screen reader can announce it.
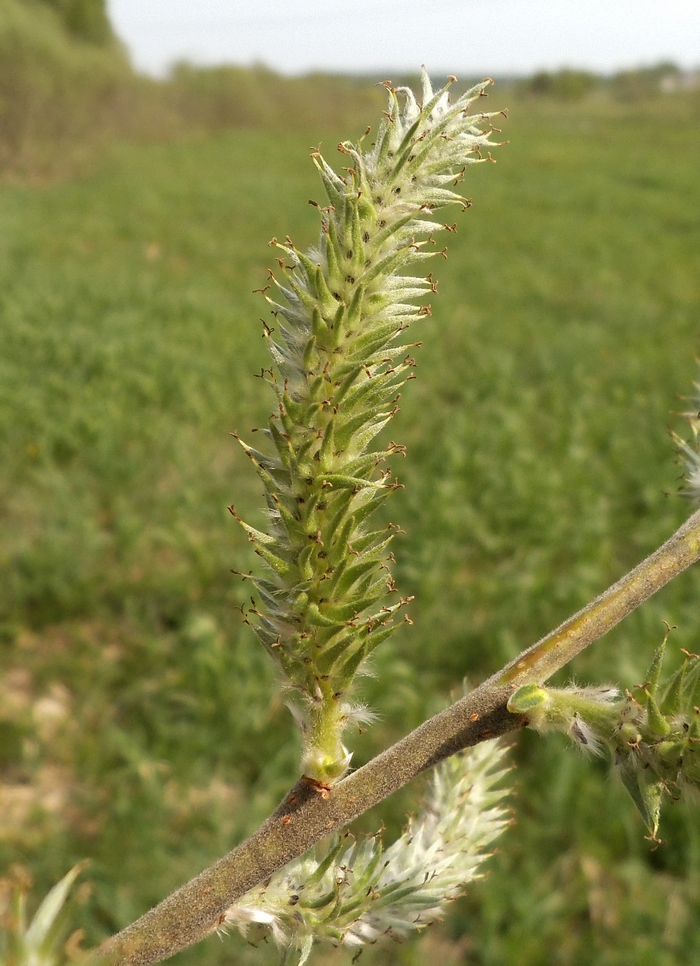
[230,70,505,783]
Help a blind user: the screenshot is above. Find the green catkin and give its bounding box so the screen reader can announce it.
[232,69,504,782]
[508,632,700,842]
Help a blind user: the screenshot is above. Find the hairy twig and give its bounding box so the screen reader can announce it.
[98,505,700,966]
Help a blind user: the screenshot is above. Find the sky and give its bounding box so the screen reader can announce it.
[107,0,700,79]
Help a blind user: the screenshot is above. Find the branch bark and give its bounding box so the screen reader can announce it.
[98,507,700,966]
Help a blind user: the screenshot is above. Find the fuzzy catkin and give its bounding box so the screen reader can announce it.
[222,740,510,965]
[231,69,504,782]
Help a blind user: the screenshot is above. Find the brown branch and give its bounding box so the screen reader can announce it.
[98,507,700,966]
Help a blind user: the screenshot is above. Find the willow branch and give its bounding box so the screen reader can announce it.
[98,506,700,966]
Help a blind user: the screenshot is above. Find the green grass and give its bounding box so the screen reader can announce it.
[2,90,700,965]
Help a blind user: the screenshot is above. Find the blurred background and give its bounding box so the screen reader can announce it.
[1,1,700,964]
[109,0,700,78]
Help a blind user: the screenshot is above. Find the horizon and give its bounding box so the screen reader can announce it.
[107,0,700,80]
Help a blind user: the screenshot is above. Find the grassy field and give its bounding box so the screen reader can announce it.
[2,86,700,965]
